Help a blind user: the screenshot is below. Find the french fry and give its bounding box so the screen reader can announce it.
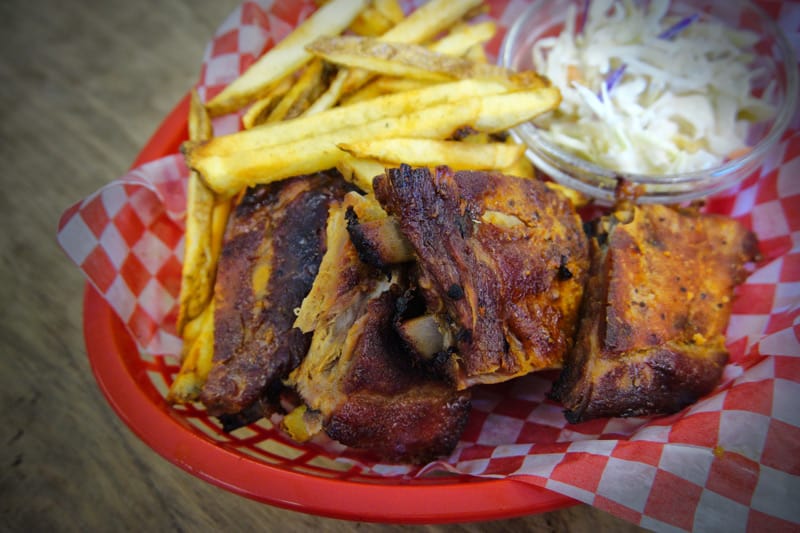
[241,76,293,129]
[189,88,561,196]
[368,76,434,94]
[308,36,549,89]
[303,68,350,116]
[350,6,394,37]
[339,0,483,95]
[379,0,482,45]
[168,302,215,403]
[188,79,510,160]
[336,153,386,192]
[545,182,591,209]
[266,58,329,122]
[205,0,368,116]
[338,138,525,171]
[374,0,404,24]
[176,91,217,334]
[429,21,496,56]
[464,43,490,64]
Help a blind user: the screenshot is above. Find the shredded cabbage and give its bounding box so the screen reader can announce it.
[531,0,775,175]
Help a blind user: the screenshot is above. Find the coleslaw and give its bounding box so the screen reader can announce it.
[531,0,775,175]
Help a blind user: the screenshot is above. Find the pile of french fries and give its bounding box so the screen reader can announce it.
[168,0,568,405]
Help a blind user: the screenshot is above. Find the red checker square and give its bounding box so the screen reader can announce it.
[782,196,800,233]
[212,29,240,56]
[593,495,643,525]
[774,356,800,382]
[113,204,146,248]
[457,444,495,462]
[517,421,562,444]
[731,284,775,315]
[204,85,225,102]
[240,53,260,75]
[549,452,609,493]
[58,202,81,232]
[783,132,800,163]
[705,451,759,506]
[643,469,703,531]
[705,194,736,216]
[271,1,311,25]
[460,410,488,442]
[81,246,117,293]
[723,379,773,416]
[483,455,526,476]
[765,310,796,337]
[668,411,721,448]
[80,195,111,239]
[127,304,159,348]
[565,417,610,436]
[755,169,780,204]
[241,2,269,27]
[157,255,183,299]
[780,252,800,283]
[761,419,800,476]
[747,509,799,533]
[758,235,793,263]
[611,440,663,467]
[119,253,151,296]
[492,397,536,419]
[149,215,183,250]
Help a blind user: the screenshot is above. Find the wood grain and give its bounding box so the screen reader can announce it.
[0,0,644,530]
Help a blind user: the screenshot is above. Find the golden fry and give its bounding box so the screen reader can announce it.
[335,153,386,192]
[429,21,496,56]
[308,35,549,89]
[303,68,349,116]
[338,138,525,170]
[188,79,510,159]
[205,0,367,115]
[350,6,394,36]
[168,302,215,404]
[241,76,293,129]
[189,89,560,196]
[266,59,329,122]
[374,0,404,24]
[177,91,216,334]
[339,0,483,95]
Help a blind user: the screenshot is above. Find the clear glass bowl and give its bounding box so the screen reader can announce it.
[499,0,798,204]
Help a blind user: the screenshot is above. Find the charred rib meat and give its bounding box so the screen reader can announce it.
[373,165,590,389]
[551,203,759,422]
[288,192,470,463]
[200,171,352,415]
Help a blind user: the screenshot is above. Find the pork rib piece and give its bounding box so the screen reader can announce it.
[551,204,759,422]
[373,165,590,389]
[288,192,470,463]
[200,171,352,416]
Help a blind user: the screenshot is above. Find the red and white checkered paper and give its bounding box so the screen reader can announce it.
[57,1,800,530]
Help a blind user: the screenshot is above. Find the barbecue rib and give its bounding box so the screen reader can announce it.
[200,171,352,416]
[551,203,759,422]
[288,192,470,463]
[373,165,590,389]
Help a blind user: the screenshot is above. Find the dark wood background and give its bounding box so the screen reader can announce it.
[0,1,645,530]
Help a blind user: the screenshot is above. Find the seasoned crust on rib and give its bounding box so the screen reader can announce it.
[551,204,759,422]
[200,171,352,416]
[288,193,470,463]
[373,165,590,388]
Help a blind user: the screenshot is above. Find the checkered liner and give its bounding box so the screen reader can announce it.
[57,0,800,530]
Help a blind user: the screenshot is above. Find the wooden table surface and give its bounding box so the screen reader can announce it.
[0,1,645,530]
